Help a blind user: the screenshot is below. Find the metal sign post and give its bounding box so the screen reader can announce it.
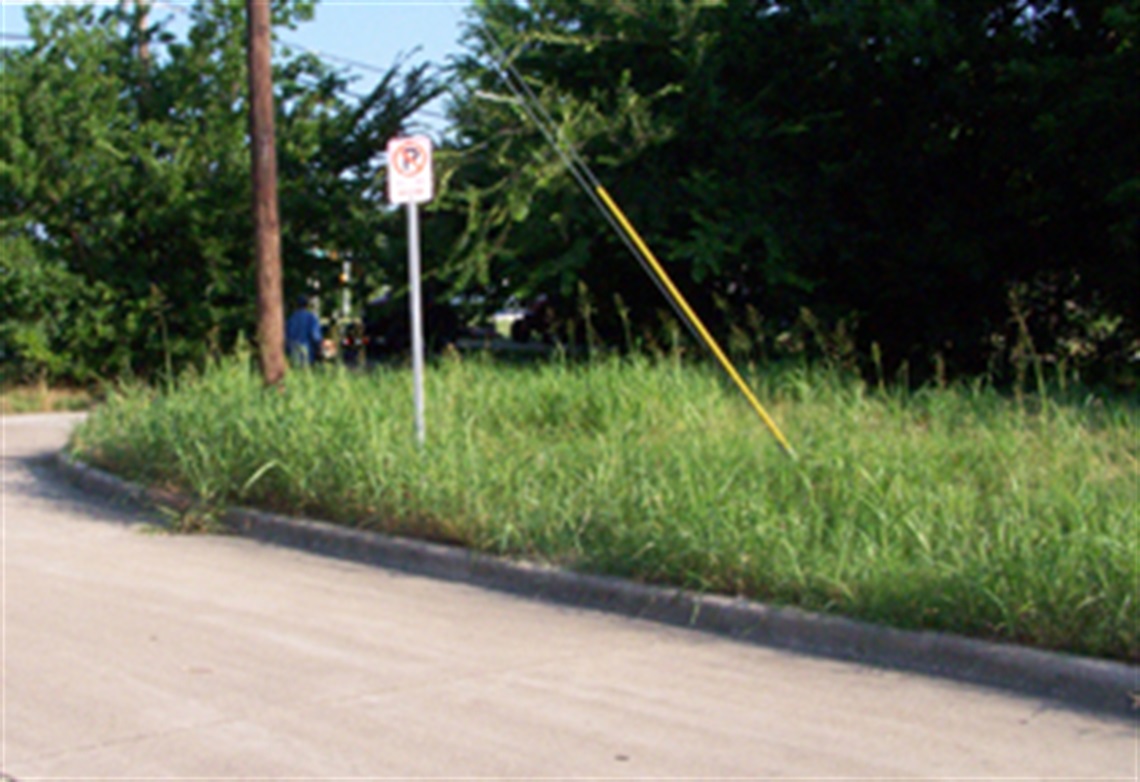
[387,135,434,447]
[406,202,425,446]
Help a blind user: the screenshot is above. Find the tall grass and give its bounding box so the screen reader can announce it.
[1,381,93,414]
[71,353,1139,661]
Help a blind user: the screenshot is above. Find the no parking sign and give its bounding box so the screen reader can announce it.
[387,136,433,204]
[386,135,434,446]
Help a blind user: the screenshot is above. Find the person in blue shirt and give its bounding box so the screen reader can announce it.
[285,295,322,365]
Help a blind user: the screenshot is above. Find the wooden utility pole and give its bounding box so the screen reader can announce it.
[135,0,152,104]
[246,0,287,386]
[122,0,151,64]
[136,0,150,66]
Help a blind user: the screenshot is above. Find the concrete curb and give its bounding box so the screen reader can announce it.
[55,452,1138,720]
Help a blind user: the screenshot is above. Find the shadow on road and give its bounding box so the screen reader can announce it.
[6,450,161,530]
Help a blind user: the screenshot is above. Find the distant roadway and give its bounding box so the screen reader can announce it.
[3,413,1134,778]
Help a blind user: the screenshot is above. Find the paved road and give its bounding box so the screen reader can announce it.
[3,413,1135,779]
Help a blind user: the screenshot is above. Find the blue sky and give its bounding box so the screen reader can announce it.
[2,1,473,131]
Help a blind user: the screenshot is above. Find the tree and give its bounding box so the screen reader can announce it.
[441,0,1138,380]
[0,1,442,383]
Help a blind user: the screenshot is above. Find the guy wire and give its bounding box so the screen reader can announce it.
[475,26,709,348]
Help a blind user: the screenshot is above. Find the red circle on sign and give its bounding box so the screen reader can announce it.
[393,141,428,177]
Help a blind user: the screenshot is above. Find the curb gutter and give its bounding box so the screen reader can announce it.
[56,452,1138,720]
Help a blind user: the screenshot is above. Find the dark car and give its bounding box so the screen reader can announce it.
[363,292,462,360]
[509,294,560,344]
[338,319,368,366]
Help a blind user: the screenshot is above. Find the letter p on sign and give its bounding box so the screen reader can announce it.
[387,136,434,205]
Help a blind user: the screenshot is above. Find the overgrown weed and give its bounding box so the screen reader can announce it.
[69,352,1139,661]
[1,380,95,414]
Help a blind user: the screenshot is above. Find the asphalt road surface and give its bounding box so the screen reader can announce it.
[3,413,1136,779]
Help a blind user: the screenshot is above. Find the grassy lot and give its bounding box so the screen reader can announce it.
[70,354,1138,662]
[2,381,94,415]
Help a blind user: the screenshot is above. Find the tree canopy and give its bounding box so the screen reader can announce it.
[2,0,1136,385]
[441,0,1138,381]
[1,0,440,382]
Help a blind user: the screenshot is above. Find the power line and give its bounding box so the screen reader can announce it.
[6,1,451,98]
[145,0,433,78]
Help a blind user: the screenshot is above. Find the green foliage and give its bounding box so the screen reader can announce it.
[440,0,1138,381]
[1,236,137,382]
[1,1,441,383]
[5,0,1134,383]
[71,356,1140,661]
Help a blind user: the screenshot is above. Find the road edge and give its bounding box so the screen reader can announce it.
[54,451,1138,720]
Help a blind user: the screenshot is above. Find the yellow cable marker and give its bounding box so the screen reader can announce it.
[596,185,796,459]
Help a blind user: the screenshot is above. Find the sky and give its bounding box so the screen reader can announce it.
[1,0,473,132]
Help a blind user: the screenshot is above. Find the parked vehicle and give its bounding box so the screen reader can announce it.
[509,294,560,343]
[363,292,463,360]
[338,319,368,366]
